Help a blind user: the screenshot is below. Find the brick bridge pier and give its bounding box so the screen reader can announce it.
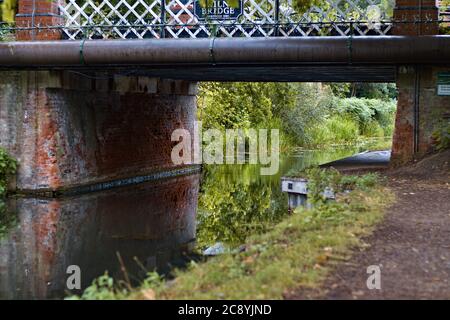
[0,70,199,195]
[391,0,450,166]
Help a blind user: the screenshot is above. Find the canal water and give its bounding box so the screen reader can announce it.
[0,140,389,299]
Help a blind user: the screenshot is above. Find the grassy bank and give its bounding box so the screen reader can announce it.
[70,170,394,300]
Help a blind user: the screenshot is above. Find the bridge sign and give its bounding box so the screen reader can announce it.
[193,0,243,21]
[437,73,450,96]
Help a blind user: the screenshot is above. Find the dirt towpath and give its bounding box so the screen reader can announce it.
[288,152,450,299]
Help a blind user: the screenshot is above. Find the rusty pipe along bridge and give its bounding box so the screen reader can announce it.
[0,0,449,81]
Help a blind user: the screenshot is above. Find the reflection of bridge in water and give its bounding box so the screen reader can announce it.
[0,174,200,299]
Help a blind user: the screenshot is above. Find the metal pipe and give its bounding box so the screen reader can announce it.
[414,65,421,153]
[0,36,449,67]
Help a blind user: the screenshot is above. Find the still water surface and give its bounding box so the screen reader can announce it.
[0,141,387,299]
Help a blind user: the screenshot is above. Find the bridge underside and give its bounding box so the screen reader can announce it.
[114,65,396,82]
[6,65,395,82]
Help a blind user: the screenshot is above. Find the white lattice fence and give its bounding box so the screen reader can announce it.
[59,0,394,39]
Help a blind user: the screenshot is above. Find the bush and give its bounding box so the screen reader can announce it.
[299,167,381,205]
[432,121,450,151]
[333,97,396,138]
[327,115,360,142]
[0,148,16,197]
[361,120,385,138]
[309,115,360,146]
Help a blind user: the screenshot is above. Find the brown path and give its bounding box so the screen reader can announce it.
[288,153,450,299]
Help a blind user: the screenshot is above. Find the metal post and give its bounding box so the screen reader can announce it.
[274,0,280,36]
[160,0,166,38]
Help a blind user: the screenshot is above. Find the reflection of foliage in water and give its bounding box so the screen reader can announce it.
[197,164,287,247]
[0,147,17,239]
[0,147,17,197]
[0,201,17,240]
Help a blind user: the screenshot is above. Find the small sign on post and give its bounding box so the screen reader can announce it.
[193,0,243,21]
[437,73,450,96]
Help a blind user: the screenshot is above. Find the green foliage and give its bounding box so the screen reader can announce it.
[309,115,360,146]
[0,148,17,239]
[0,23,14,42]
[67,272,127,300]
[199,82,396,149]
[278,83,334,146]
[333,97,396,138]
[199,82,272,129]
[302,167,340,204]
[432,121,450,151]
[141,271,165,289]
[0,0,17,23]
[353,83,397,101]
[362,120,385,138]
[293,0,326,13]
[0,148,16,197]
[0,0,16,41]
[338,172,380,191]
[328,83,397,101]
[197,164,286,247]
[293,0,395,23]
[294,167,380,205]
[328,83,351,98]
[67,270,164,300]
[440,1,450,34]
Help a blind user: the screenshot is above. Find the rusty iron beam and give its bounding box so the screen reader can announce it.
[0,36,449,67]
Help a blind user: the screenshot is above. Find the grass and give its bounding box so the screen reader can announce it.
[69,170,394,300]
[363,137,393,152]
[308,115,360,146]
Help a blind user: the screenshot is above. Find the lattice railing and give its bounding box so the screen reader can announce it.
[58,0,395,39]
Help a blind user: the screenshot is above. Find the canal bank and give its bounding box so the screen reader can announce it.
[64,140,401,300]
[79,171,392,300]
[81,149,448,300]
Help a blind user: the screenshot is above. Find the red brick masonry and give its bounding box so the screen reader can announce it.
[0,71,199,193]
